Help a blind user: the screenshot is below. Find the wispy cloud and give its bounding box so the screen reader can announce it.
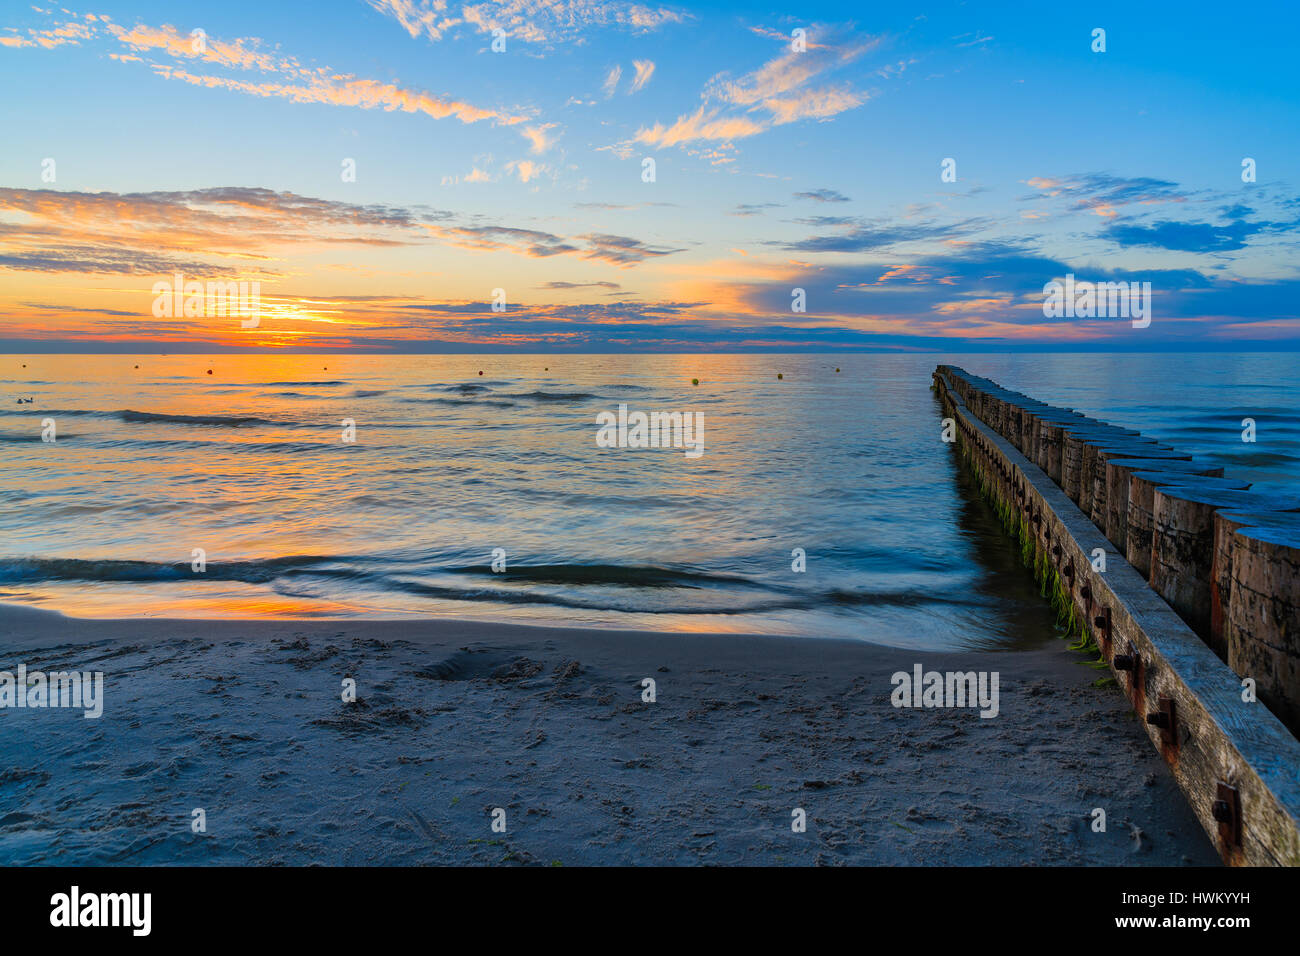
[424,222,678,265]
[8,12,531,132]
[0,15,95,48]
[108,21,287,71]
[780,216,991,254]
[368,0,688,45]
[538,280,621,289]
[0,186,440,275]
[602,64,623,97]
[634,105,765,149]
[521,123,558,153]
[504,159,550,183]
[1025,173,1189,218]
[632,24,879,159]
[794,189,850,203]
[440,167,495,184]
[149,63,524,126]
[629,59,655,92]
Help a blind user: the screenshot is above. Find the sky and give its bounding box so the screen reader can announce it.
[1,0,1298,352]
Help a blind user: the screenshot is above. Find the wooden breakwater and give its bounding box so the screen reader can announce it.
[933,365,1300,866]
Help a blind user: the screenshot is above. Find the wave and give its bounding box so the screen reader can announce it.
[369,577,978,615]
[1210,450,1300,467]
[259,380,349,387]
[0,554,984,616]
[0,555,749,588]
[0,554,363,585]
[0,407,103,418]
[510,487,721,510]
[0,431,80,442]
[0,407,334,429]
[399,397,517,408]
[506,390,599,402]
[118,410,272,427]
[82,438,347,454]
[408,381,511,391]
[446,562,761,589]
[439,383,493,395]
[1173,406,1300,417]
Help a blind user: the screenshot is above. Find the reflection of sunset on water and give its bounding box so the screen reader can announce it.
[7,352,1295,652]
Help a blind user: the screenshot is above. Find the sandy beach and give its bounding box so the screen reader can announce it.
[0,603,1219,866]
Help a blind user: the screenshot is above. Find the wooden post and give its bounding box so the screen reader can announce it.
[1128,470,1244,580]
[1151,485,1300,655]
[1035,414,1087,485]
[1088,443,1180,531]
[1062,426,1139,504]
[1103,453,1199,554]
[1227,525,1300,738]
[1214,512,1300,654]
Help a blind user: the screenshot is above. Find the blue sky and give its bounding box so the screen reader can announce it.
[1,0,1297,351]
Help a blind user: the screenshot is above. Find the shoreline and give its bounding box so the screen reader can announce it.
[0,603,1220,865]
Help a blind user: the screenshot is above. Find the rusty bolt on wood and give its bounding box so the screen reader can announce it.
[1147,696,1176,746]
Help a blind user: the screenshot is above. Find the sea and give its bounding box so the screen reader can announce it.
[2,352,1295,650]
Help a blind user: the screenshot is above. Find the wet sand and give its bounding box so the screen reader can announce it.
[0,604,1219,865]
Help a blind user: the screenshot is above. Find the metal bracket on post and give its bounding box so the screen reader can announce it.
[1113,639,1143,708]
[1212,782,1241,849]
[1146,695,1177,749]
[1092,605,1112,654]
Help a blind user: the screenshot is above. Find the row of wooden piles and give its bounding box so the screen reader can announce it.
[937,365,1300,739]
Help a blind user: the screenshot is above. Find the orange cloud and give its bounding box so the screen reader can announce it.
[149,65,524,125]
[630,24,877,156]
[7,11,531,130]
[635,106,765,148]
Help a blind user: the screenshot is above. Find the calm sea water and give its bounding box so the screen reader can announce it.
[1,353,1296,649]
